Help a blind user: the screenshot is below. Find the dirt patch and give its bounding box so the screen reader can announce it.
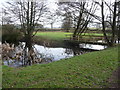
[106,67,120,88]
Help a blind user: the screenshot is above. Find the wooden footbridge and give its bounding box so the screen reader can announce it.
[64,33,108,46]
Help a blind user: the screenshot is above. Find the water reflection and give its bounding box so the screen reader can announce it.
[79,43,107,50]
[2,42,108,67]
[2,42,92,67]
[34,44,73,61]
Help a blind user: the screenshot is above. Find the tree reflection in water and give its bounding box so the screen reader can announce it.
[65,47,91,56]
[2,42,93,67]
[2,42,53,67]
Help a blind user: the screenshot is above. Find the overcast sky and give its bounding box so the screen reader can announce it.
[0,0,61,28]
[0,0,117,28]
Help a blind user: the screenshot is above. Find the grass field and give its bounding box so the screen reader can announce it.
[2,45,119,88]
[35,32,69,41]
[35,32,105,41]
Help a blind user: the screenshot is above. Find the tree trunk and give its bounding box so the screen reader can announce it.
[25,34,32,65]
[101,1,112,46]
[25,34,32,51]
[73,2,85,40]
[73,11,82,40]
[118,1,120,43]
[51,23,53,29]
[111,2,117,45]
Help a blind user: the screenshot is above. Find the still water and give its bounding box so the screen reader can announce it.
[3,42,107,67]
[79,43,107,50]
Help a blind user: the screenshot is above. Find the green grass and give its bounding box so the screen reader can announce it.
[2,45,119,88]
[35,32,105,41]
[81,33,104,36]
[35,32,69,41]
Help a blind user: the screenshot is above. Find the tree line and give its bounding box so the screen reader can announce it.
[2,0,120,46]
[58,0,119,46]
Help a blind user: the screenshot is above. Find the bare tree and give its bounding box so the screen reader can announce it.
[45,11,59,29]
[3,0,48,65]
[117,1,120,43]
[4,0,48,50]
[94,0,118,46]
[61,11,73,32]
[57,1,97,40]
[1,9,13,25]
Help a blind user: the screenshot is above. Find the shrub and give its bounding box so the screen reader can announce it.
[2,24,23,43]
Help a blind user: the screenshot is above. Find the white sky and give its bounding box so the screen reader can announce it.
[0,0,60,28]
[0,0,117,28]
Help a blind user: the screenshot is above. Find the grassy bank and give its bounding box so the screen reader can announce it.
[2,45,119,88]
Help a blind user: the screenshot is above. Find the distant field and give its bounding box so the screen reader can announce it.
[35,32,71,41]
[35,31,105,41]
